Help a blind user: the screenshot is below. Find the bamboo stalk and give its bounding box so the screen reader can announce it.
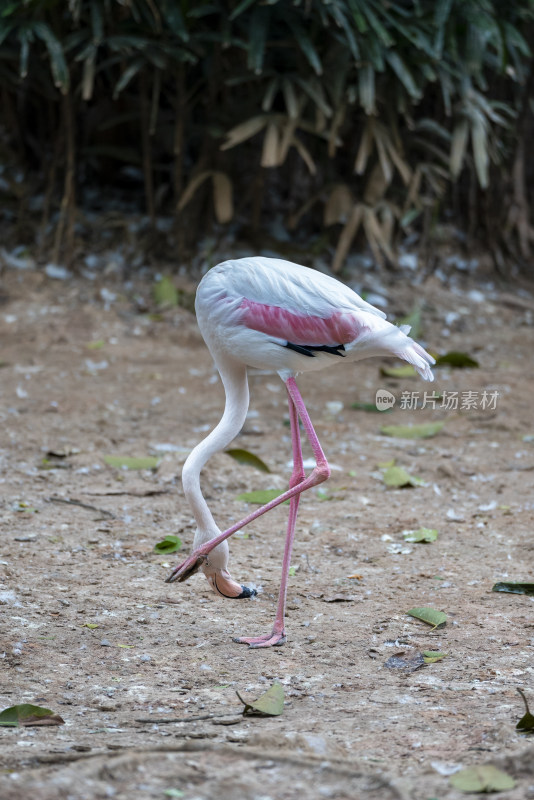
[173,63,186,255]
[140,69,156,228]
[52,90,76,266]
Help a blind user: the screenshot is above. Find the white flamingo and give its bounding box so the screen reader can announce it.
[167,256,434,647]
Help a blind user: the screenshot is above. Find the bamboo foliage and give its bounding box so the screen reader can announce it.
[0,0,533,269]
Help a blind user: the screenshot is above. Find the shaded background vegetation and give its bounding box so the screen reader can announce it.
[1,0,533,274]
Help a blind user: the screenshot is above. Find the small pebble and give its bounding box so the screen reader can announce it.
[100,639,111,647]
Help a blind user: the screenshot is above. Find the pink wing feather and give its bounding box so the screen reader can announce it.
[240,299,367,346]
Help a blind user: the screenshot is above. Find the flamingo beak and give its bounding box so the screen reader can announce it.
[206,570,257,600]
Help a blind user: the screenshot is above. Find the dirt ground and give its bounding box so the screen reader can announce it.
[0,261,533,800]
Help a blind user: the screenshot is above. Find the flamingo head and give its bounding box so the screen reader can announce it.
[198,536,257,599]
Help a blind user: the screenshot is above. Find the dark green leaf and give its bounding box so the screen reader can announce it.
[154,535,182,554]
[160,0,188,40]
[286,16,322,75]
[435,351,479,368]
[385,51,422,99]
[248,6,268,74]
[516,688,534,734]
[236,681,284,716]
[113,58,144,98]
[0,704,64,727]
[225,449,271,473]
[492,582,534,596]
[33,22,70,93]
[229,0,257,20]
[351,402,389,413]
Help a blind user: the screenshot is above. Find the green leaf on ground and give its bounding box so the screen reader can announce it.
[379,364,418,378]
[381,421,445,439]
[449,765,515,792]
[103,455,160,470]
[153,275,179,307]
[492,582,534,596]
[407,607,447,630]
[15,502,38,513]
[351,402,390,413]
[163,791,185,799]
[86,339,105,350]
[398,307,423,339]
[236,681,284,717]
[516,688,534,734]
[235,489,285,504]
[154,535,182,554]
[435,351,479,368]
[423,650,447,664]
[0,704,65,727]
[377,458,396,468]
[83,623,99,630]
[403,527,438,543]
[382,466,424,488]
[225,448,271,473]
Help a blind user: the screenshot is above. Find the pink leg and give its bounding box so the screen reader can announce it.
[233,385,306,647]
[166,377,330,591]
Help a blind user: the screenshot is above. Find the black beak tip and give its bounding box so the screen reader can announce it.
[237,585,257,599]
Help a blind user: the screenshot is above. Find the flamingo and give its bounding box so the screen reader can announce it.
[167,256,434,647]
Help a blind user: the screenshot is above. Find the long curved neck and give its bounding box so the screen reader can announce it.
[181,355,249,538]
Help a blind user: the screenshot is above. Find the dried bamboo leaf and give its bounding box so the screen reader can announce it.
[278,120,297,164]
[355,119,374,175]
[332,204,363,273]
[262,77,280,112]
[363,207,395,263]
[177,170,213,213]
[324,184,354,226]
[363,162,390,206]
[471,112,489,188]
[373,126,394,184]
[294,76,332,117]
[287,192,323,230]
[406,166,423,209]
[212,172,233,224]
[291,136,316,175]
[82,49,96,101]
[384,136,412,185]
[358,64,375,114]
[379,204,395,246]
[315,107,327,134]
[328,104,346,158]
[450,118,469,178]
[261,123,281,168]
[282,78,299,120]
[221,116,268,151]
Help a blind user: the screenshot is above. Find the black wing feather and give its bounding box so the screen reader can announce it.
[285,342,346,358]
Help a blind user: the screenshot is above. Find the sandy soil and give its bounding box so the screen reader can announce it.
[0,263,533,800]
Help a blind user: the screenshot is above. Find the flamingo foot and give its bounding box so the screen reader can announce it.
[165,553,207,583]
[233,630,286,648]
